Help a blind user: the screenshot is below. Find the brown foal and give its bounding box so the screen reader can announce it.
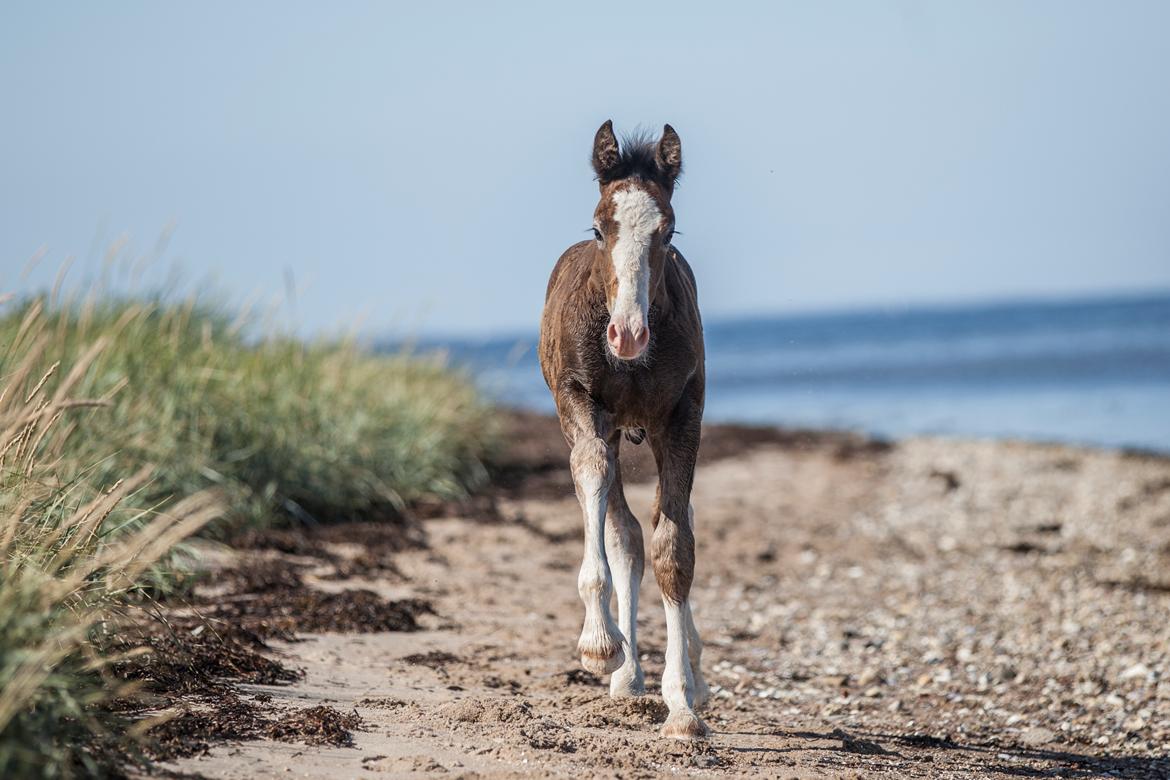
[538,120,708,739]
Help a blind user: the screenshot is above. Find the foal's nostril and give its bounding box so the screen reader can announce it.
[607,320,648,358]
[607,322,621,348]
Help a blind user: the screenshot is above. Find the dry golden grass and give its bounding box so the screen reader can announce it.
[0,330,221,777]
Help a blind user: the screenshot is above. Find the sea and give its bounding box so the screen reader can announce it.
[421,293,1170,453]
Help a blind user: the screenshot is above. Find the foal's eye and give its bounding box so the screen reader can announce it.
[664,228,675,244]
[592,228,603,242]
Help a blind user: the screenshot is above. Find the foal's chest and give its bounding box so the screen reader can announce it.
[588,354,696,426]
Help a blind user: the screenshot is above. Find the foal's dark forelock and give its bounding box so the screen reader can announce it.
[591,120,683,193]
[593,132,673,184]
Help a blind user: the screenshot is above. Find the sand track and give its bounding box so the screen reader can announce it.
[164,433,1170,778]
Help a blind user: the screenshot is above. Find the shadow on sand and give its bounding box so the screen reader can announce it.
[721,726,1168,778]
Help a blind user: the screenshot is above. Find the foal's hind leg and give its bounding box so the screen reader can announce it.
[564,414,625,675]
[650,399,708,739]
[606,459,645,697]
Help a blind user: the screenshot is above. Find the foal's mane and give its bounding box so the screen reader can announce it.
[593,129,681,186]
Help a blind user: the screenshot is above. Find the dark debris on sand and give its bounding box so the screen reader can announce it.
[103,617,324,761]
[147,696,364,759]
[264,705,363,747]
[229,520,424,579]
[111,531,430,761]
[145,694,270,759]
[207,587,432,634]
[193,559,434,636]
[106,616,302,697]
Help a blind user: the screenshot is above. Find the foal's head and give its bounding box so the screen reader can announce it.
[590,120,682,362]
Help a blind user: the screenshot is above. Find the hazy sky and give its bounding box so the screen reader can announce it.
[2,2,1168,337]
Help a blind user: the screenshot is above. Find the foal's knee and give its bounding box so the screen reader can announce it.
[570,437,613,499]
[577,567,610,599]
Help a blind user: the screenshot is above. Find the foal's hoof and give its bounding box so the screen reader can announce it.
[660,710,709,741]
[579,643,625,675]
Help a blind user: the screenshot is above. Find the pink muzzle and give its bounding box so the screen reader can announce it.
[607,319,650,360]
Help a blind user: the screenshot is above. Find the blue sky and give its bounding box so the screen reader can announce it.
[2,2,1168,337]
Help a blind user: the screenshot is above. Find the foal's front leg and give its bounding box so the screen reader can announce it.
[651,415,708,739]
[569,435,626,675]
[653,501,706,738]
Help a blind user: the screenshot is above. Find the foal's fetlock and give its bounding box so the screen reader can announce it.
[660,709,709,740]
[689,645,710,708]
[608,656,645,698]
[578,621,625,675]
[691,670,710,709]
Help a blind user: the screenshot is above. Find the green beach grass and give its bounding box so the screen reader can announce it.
[0,291,495,776]
[0,293,494,531]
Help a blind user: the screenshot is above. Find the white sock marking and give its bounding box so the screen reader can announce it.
[607,518,644,695]
[661,596,696,714]
[572,451,623,672]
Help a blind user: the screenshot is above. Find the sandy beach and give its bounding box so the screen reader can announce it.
[156,412,1170,779]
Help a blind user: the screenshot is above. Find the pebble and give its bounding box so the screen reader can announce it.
[1120,663,1150,682]
[1123,715,1146,730]
[1019,727,1056,746]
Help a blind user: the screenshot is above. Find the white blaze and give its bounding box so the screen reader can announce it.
[610,187,660,331]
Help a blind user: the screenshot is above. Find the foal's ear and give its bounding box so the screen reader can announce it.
[592,119,621,180]
[656,124,683,184]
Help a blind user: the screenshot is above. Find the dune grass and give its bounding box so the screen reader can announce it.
[0,293,495,534]
[0,328,223,777]
[0,291,495,776]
